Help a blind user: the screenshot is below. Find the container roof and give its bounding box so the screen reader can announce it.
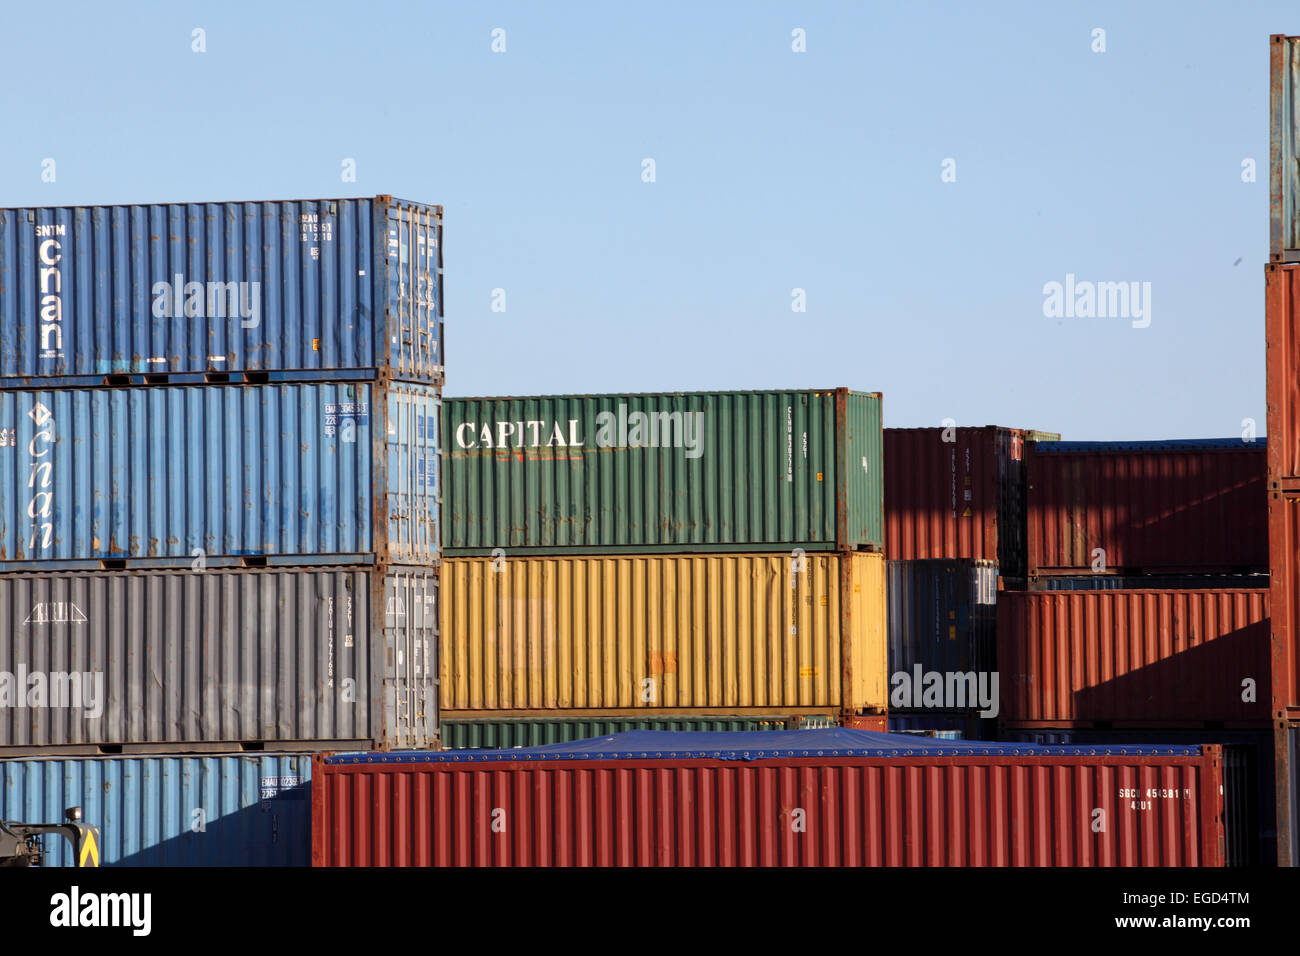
[323,729,1205,763]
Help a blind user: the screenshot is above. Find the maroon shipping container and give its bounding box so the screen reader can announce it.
[1025,440,1267,577]
[311,731,1228,866]
[998,589,1271,728]
[1270,492,1300,721]
[1267,264,1300,484]
[884,427,1058,580]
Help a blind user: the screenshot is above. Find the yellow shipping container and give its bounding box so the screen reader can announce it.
[440,552,886,716]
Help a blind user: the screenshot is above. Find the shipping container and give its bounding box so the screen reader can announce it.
[1269,492,1300,720]
[887,560,996,715]
[440,551,886,716]
[1026,439,1267,577]
[1001,727,1272,866]
[1031,573,1269,591]
[1272,37,1300,262]
[442,389,882,554]
[884,427,1058,578]
[0,567,437,753]
[0,196,442,387]
[998,588,1271,728]
[0,380,440,569]
[1,754,311,866]
[1267,265,1300,481]
[439,715,834,750]
[312,729,1229,867]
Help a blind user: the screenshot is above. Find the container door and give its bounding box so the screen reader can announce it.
[383,201,443,382]
[384,569,438,748]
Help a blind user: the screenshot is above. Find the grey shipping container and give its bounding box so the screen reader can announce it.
[886,559,997,714]
[442,389,883,554]
[0,567,437,754]
[0,195,442,387]
[0,754,311,866]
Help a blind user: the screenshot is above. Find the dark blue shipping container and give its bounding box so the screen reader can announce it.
[0,754,311,866]
[0,381,439,569]
[0,196,441,387]
[887,559,997,714]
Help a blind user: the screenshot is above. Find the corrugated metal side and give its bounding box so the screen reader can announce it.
[886,559,996,709]
[1031,574,1270,591]
[0,197,442,384]
[1,755,311,866]
[439,716,800,749]
[1279,722,1300,866]
[1273,37,1300,260]
[999,589,1271,726]
[1269,493,1300,720]
[0,567,437,751]
[1002,727,1272,866]
[311,751,1223,866]
[439,552,886,714]
[0,381,440,568]
[1267,266,1300,480]
[441,390,883,553]
[1026,443,1267,575]
[883,427,1052,577]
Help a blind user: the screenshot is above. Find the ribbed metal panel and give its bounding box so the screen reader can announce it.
[0,567,437,751]
[886,559,996,711]
[1270,492,1300,720]
[441,389,882,553]
[1267,266,1300,481]
[999,588,1271,727]
[440,552,886,714]
[312,749,1225,866]
[1,754,311,866]
[0,381,440,569]
[1032,573,1269,591]
[0,196,442,386]
[439,716,806,749]
[1026,440,1267,576]
[884,427,1057,578]
[1273,37,1300,261]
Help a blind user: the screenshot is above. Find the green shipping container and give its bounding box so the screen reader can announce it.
[439,715,836,750]
[442,388,883,553]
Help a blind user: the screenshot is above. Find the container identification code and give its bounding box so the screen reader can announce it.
[1119,786,1192,810]
[324,402,369,436]
[261,775,302,800]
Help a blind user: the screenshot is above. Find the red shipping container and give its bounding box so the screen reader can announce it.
[311,731,1228,867]
[998,589,1271,728]
[1026,440,1267,577]
[884,427,1057,580]
[1266,264,1300,483]
[1269,492,1300,721]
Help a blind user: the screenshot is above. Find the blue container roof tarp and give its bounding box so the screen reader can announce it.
[1034,438,1264,453]
[324,728,1207,763]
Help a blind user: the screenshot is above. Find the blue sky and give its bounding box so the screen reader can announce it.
[0,1,1292,438]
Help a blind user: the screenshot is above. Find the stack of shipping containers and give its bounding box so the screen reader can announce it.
[0,195,443,865]
[437,389,889,746]
[1269,32,1300,868]
[882,426,1056,738]
[999,437,1271,863]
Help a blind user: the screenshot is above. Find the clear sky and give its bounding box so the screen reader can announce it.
[0,1,1292,439]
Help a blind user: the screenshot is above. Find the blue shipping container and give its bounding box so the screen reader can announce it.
[887,559,997,714]
[0,381,440,569]
[0,754,311,866]
[0,196,442,387]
